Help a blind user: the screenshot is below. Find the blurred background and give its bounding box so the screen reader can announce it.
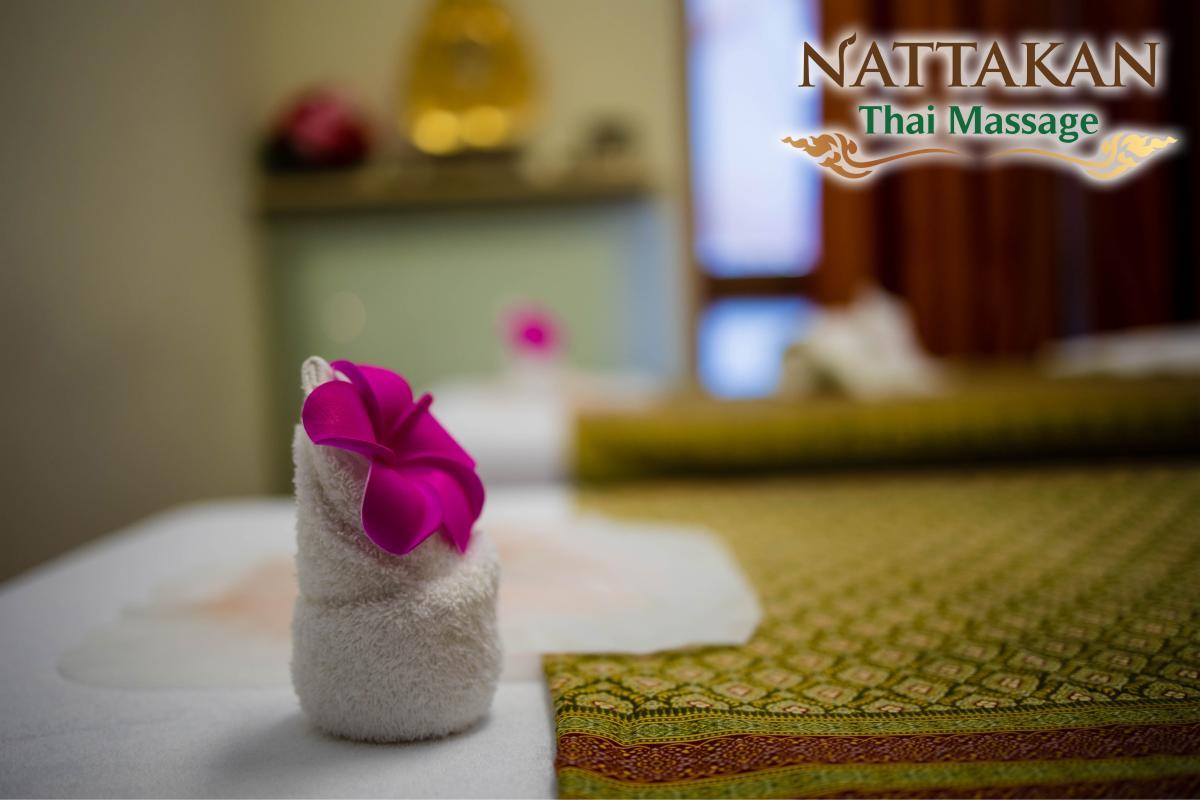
[1,0,1198,581]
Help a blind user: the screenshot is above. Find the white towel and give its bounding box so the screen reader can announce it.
[291,357,501,741]
[780,286,946,400]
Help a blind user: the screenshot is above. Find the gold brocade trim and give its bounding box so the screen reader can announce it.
[551,700,1200,743]
[557,755,1200,800]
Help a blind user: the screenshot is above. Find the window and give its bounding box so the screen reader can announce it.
[686,0,822,396]
[698,297,815,399]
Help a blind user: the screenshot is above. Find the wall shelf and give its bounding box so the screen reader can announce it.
[258,162,649,217]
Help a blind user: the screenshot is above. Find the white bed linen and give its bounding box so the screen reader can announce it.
[0,498,556,799]
[0,486,759,798]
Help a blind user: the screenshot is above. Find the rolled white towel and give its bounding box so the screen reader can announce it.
[780,286,945,401]
[291,356,501,742]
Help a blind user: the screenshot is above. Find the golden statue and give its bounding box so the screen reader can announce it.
[402,0,538,157]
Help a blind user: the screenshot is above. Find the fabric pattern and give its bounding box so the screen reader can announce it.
[545,466,1200,797]
[574,372,1200,482]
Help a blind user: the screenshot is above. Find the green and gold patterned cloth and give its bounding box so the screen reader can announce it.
[545,466,1200,797]
[575,372,1200,482]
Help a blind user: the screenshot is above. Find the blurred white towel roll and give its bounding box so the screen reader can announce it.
[779,285,946,401]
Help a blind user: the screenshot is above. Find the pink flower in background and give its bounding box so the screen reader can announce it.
[301,360,484,555]
[505,304,564,359]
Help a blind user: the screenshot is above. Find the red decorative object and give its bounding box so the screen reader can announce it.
[262,87,370,172]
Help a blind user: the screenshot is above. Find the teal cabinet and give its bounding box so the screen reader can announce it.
[262,191,681,482]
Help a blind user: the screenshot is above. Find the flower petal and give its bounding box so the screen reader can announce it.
[402,455,485,520]
[401,408,476,468]
[301,380,391,461]
[328,360,380,429]
[394,462,484,553]
[332,360,414,434]
[356,364,415,409]
[360,464,442,555]
[426,471,473,553]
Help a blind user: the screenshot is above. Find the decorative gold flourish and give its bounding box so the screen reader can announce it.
[785,130,1179,182]
[781,133,961,179]
[992,131,1177,181]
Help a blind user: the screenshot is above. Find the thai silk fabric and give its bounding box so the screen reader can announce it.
[574,372,1200,482]
[545,466,1200,797]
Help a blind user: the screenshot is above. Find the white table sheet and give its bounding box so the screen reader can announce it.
[0,486,758,798]
[0,497,556,798]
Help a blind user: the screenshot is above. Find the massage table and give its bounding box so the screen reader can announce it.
[4,371,1200,798]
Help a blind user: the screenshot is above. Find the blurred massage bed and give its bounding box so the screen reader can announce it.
[3,369,1200,798]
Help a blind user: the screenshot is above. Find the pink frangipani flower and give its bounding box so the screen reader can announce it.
[504,304,563,359]
[301,360,484,555]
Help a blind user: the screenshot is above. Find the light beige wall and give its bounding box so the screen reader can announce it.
[241,0,689,392]
[0,0,271,580]
[239,0,686,192]
[244,0,690,489]
[0,0,686,580]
